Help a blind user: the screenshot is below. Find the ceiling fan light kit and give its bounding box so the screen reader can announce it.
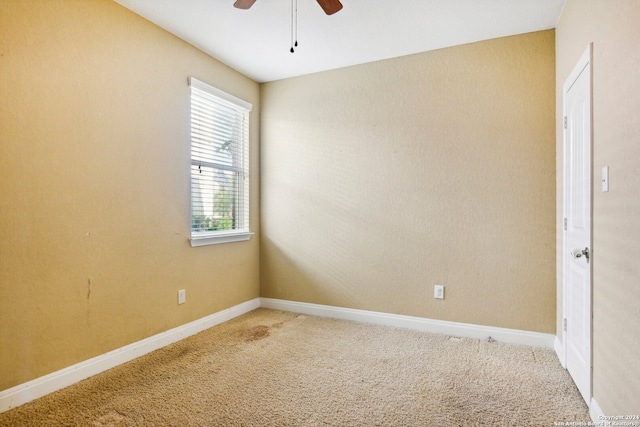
[233,0,342,15]
[233,0,343,53]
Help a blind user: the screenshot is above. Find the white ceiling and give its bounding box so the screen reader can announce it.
[114,0,565,83]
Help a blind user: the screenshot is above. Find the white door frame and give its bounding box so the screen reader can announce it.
[561,43,593,405]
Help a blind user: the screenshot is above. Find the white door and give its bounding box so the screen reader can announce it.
[563,46,592,405]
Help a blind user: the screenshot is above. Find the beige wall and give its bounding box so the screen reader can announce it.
[261,31,556,333]
[556,0,640,415]
[0,0,260,391]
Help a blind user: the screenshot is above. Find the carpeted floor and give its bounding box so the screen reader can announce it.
[0,308,590,426]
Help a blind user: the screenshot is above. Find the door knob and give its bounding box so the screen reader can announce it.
[571,247,590,261]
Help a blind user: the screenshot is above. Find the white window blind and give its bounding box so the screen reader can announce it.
[189,77,252,246]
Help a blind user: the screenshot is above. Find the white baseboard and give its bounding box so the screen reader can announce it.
[0,298,260,414]
[1,296,557,414]
[260,298,555,349]
[590,398,604,424]
[554,335,566,368]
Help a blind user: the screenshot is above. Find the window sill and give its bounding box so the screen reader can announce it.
[189,231,254,247]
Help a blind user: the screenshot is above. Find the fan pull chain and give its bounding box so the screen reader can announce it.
[290,0,298,53]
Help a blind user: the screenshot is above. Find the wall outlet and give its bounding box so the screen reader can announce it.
[434,285,444,299]
[178,289,186,304]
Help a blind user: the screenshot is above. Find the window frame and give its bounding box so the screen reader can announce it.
[188,77,253,247]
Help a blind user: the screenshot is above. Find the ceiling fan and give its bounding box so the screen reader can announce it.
[233,0,343,15]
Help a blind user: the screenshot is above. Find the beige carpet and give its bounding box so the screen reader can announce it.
[0,308,590,426]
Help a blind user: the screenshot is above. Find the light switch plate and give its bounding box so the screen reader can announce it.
[602,166,609,192]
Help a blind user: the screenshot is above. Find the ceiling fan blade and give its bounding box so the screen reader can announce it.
[234,0,257,10]
[316,0,343,15]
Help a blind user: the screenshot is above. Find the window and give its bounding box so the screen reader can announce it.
[189,77,252,246]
